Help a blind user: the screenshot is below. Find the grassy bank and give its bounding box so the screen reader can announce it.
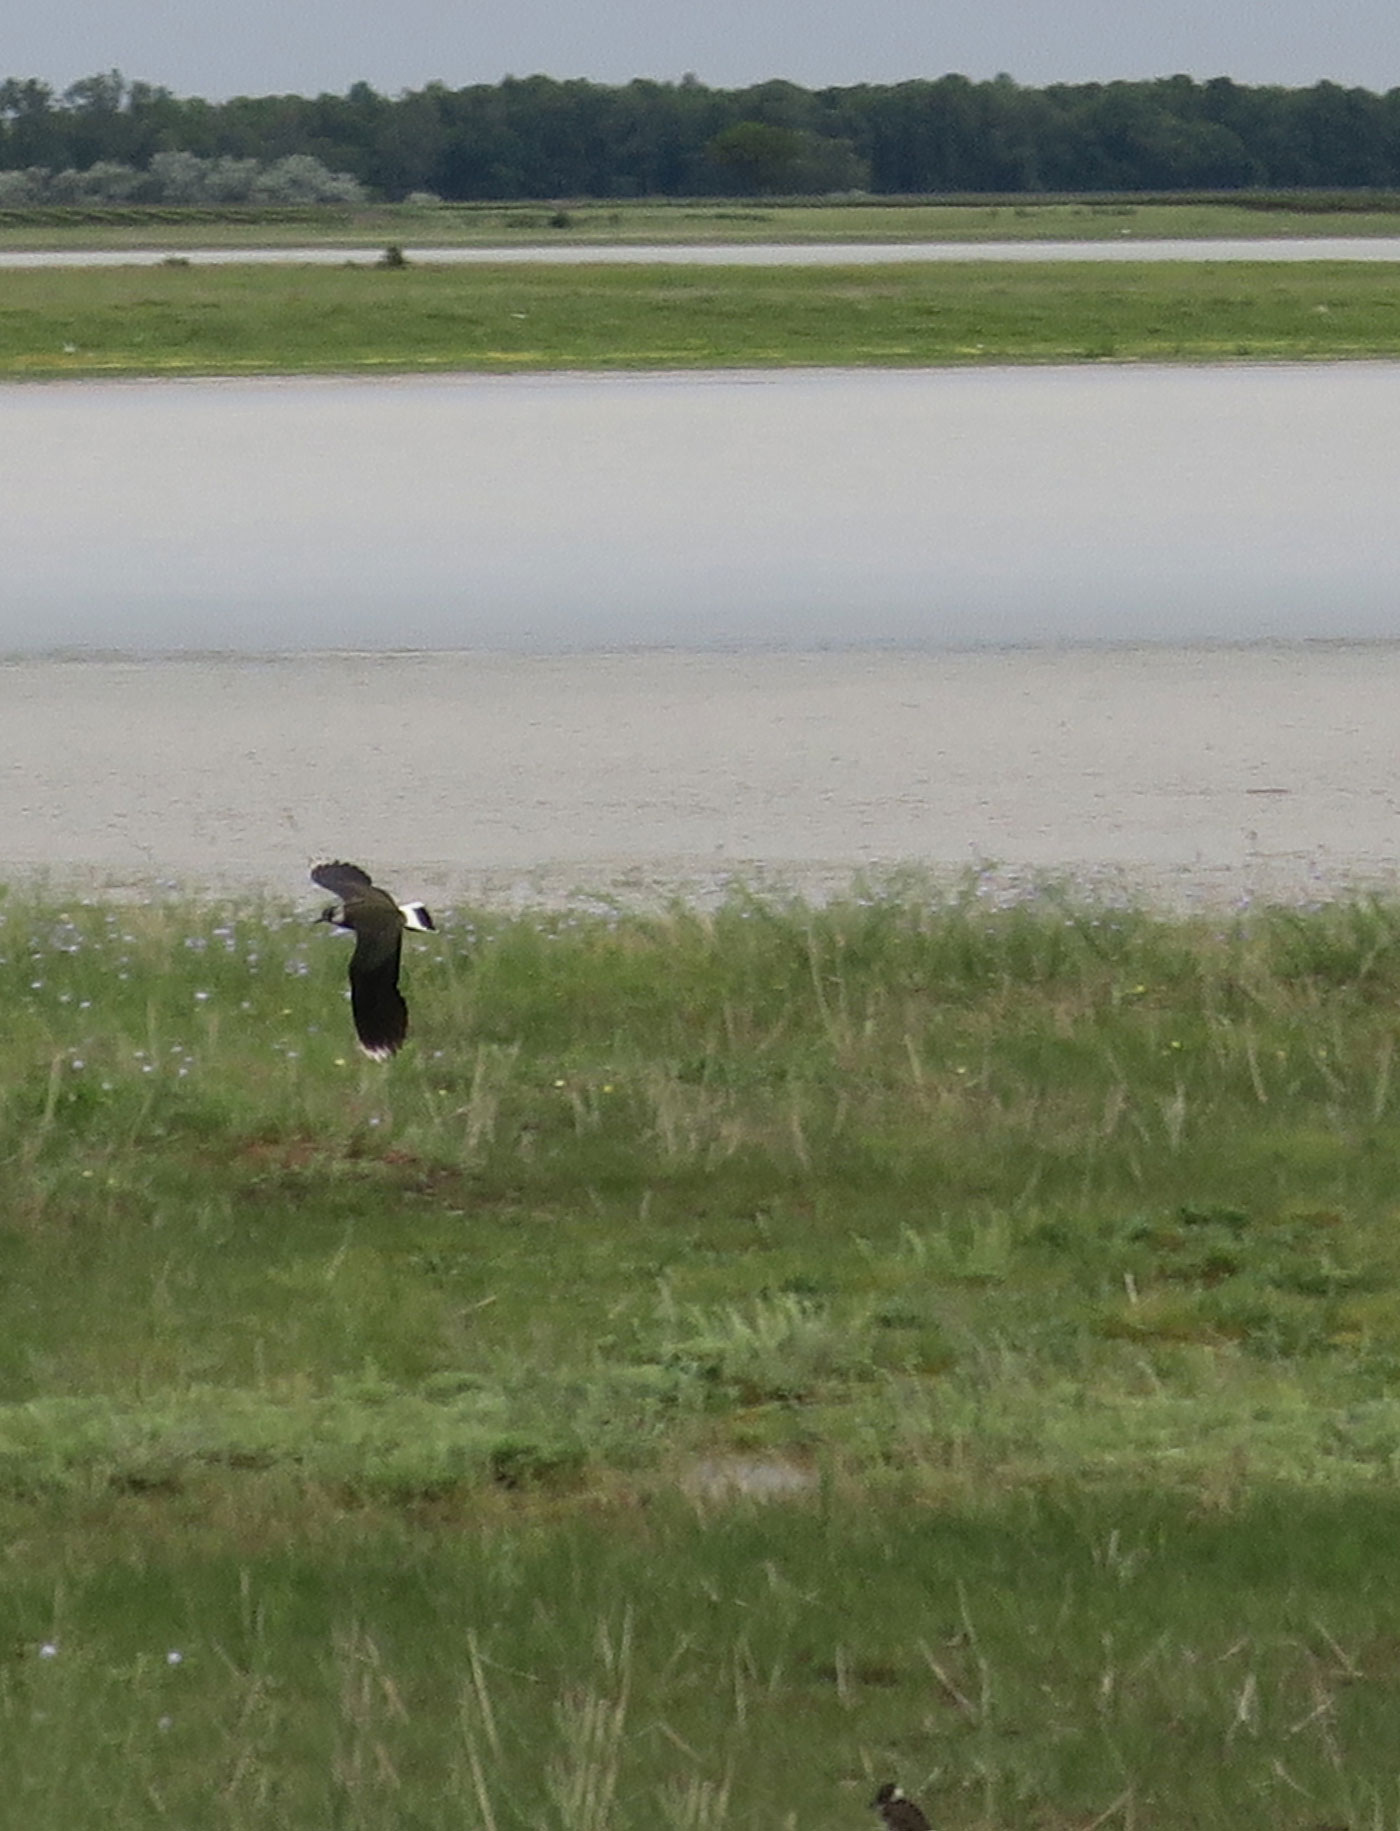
[4,193,1400,250]
[10,1490,1400,1830]
[7,881,1400,1824]
[3,256,1400,376]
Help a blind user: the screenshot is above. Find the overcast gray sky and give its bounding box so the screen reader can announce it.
[6,0,1398,100]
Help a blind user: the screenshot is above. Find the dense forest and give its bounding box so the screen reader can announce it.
[2,68,1400,202]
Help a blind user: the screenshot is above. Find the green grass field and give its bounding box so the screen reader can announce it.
[8,879,1400,1826]
[3,256,1400,377]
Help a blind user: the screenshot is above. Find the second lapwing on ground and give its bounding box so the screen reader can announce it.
[872,1784,930,1831]
[311,861,434,1060]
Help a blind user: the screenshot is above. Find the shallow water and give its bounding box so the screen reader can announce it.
[8,365,1400,654]
[5,236,1400,268]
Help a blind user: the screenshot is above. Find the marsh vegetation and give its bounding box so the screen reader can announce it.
[7,881,1400,1825]
[5,254,1400,376]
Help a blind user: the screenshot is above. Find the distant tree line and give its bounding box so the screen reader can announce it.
[3,68,1400,201]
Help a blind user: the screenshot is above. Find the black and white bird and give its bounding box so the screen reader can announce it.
[872,1784,930,1831]
[312,861,435,1060]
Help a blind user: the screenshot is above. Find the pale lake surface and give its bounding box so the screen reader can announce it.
[7,365,1400,653]
[4,363,1399,904]
[5,237,1400,268]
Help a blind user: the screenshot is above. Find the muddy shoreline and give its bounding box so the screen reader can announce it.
[4,645,1398,911]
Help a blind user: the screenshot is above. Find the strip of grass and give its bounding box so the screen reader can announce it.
[8,1488,1400,1830]
[4,256,1400,376]
[10,879,1400,1827]
[5,194,1400,250]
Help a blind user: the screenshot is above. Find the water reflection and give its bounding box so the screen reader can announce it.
[5,364,1399,653]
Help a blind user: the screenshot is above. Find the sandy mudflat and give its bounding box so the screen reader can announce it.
[2,644,1399,910]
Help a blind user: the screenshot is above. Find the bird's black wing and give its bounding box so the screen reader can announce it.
[312,860,377,899]
[886,1805,930,1831]
[348,932,408,1059]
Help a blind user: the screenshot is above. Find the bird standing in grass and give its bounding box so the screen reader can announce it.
[312,861,434,1060]
[872,1784,930,1831]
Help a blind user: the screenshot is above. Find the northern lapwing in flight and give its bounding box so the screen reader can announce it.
[872,1785,930,1831]
[312,861,435,1060]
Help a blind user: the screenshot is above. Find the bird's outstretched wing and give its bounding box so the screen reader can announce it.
[348,934,408,1059]
[312,860,376,899]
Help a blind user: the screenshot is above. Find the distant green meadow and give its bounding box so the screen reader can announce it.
[8,880,1400,1826]
[5,193,1400,249]
[3,192,1399,377]
[0,254,1399,377]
